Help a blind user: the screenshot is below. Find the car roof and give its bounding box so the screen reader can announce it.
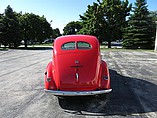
[55,35,97,42]
[53,35,99,54]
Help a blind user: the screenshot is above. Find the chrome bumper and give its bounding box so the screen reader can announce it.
[44,89,112,96]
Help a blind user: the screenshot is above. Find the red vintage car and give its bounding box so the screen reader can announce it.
[44,35,112,96]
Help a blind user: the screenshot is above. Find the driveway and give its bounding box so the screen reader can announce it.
[0,49,157,118]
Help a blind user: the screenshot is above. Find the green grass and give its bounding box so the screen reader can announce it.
[100,46,154,52]
[0,44,154,52]
[0,46,52,50]
[0,48,9,51]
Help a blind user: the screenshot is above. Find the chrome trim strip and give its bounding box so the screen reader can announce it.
[44,89,112,96]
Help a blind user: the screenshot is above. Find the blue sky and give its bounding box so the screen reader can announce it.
[0,0,156,33]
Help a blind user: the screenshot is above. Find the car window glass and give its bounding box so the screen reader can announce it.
[61,42,75,50]
[77,41,91,49]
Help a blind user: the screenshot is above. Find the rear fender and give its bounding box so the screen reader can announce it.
[44,61,57,90]
[100,60,110,89]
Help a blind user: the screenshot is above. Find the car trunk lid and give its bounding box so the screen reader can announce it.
[54,52,100,91]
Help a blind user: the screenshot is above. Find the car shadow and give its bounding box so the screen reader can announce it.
[58,69,157,116]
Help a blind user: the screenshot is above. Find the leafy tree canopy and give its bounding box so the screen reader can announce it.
[0,5,54,48]
[123,0,156,49]
[78,0,132,48]
[53,28,61,39]
[63,21,82,35]
[0,5,21,48]
[149,11,157,21]
[20,13,53,47]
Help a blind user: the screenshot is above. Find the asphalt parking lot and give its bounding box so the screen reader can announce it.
[0,49,157,118]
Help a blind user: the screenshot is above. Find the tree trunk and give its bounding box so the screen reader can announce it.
[108,41,111,48]
[24,39,27,48]
[9,43,11,48]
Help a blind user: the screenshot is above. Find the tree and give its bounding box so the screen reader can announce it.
[19,13,31,48]
[52,28,61,39]
[78,2,105,43]
[149,11,157,21]
[0,6,59,48]
[79,0,132,48]
[0,13,5,47]
[20,13,53,47]
[63,21,82,35]
[0,5,21,48]
[123,0,156,49]
[35,15,53,44]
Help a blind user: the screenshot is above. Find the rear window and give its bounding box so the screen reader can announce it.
[61,42,75,50]
[77,41,91,49]
[61,41,92,50]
